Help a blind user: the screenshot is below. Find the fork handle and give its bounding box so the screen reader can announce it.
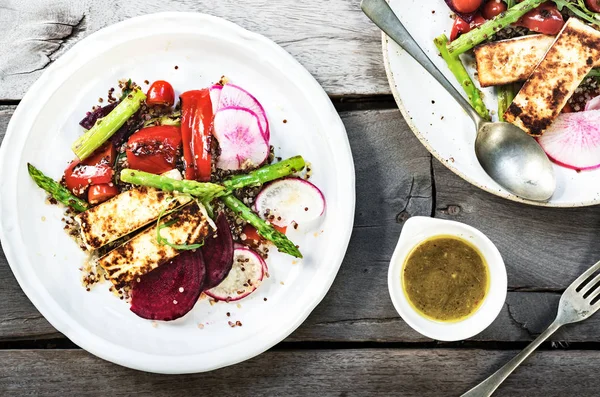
[461,320,562,397]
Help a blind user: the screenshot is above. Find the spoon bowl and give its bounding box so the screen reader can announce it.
[476,121,556,201]
[361,0,556,202]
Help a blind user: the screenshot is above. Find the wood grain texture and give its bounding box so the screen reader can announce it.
[3,106,600,344]
[0,0,387,100]
[433,160,600,290]
[2,349,600,396]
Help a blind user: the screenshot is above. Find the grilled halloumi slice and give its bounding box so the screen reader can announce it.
[504,18,600,136]
[75,169,191,250]
[474,35,556,87]
[475,34,600,87]
[98,202,211,289]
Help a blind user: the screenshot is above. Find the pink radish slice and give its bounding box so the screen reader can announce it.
[213,107,269,170]
[254,178,326,228]
[209,85,223,114]
[585,95,600,111]
[537,109,600,171]
[217,83,270,141]
[205,247,267,302]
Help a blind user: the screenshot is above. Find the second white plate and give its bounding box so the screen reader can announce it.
[384,0,600,207]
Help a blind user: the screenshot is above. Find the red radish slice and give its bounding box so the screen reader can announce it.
[202,213,234,290]
[209,85,223,114]
[537,109,600,171]
[254,178,326,228]
[586,95,600,112]
[205,247,266,302]
[218,84,270,141]
[130,250,206,321]
[213,107,269,170]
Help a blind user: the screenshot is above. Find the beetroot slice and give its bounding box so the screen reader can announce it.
[202,213,234,289]
[130,250,206,321]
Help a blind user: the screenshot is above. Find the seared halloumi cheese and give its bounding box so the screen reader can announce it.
[75,169,191,250]
[504,18,600,136]
[474,35,556,87]
[98,202,211,289]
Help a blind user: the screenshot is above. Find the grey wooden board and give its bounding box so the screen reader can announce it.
[0,0,389,100]
[3,106,600,343]
[434,160,600,290]
[2,349,600,396]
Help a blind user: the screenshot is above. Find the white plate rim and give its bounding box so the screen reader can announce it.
[382,32,599,208]
[0,12,355,374]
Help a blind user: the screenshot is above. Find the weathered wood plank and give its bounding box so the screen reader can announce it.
[433,160,600,290]
[3,107,600,344]
[0,107,432,341]
[2,349,600,396]
[0,0,387,100]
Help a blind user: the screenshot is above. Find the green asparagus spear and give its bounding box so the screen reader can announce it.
[222,156,306,190]
[72,88,146,161]
[120,169,226,200]
[221,194,302,258]
[27,163,89,213]
[497,84,516,122]
[447,0,545,56]
[434,35,490,120]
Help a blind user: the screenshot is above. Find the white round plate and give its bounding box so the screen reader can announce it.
[0,12,355,374]
[384,0,600,207]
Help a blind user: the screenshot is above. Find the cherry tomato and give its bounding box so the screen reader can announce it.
[88,184,120,205]
[516,2,564,35]
[451,0,483,14]
[126,125,182,174]
[450,14,486,41]
[586,0,600,13]
[146,80,175,107]
[242,224,287,245]
[482,0,507,19]
[64,142,116,196]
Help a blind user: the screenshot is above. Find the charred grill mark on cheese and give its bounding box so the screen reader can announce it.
[74,169,191,250]
[474,35,556,87]
[97,202,211,290]
[474,34,600,87]
[504,18,600,136]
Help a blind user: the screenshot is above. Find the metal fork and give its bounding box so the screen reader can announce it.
[462,260,600,396]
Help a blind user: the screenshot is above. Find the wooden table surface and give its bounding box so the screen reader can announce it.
[2,1,600,396]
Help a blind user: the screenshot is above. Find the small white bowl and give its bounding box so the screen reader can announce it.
[388,216,507,341]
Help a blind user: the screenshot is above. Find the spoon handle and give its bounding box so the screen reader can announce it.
[361,0,482,124]
[461,320,562,397]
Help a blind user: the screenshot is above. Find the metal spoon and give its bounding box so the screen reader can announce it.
[361,0,556,202]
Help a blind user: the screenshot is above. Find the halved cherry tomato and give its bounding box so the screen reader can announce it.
[482,0,507,19]
[146,80,175,107]
[126,125,182,174]
[180,89,214,181]
[586,0,600,13]
[64,142,116,196]
[451,0,483,14]
[450,14,486,41]
[516,2,564,35]
[88,184,119,205]
[242,224,288,245]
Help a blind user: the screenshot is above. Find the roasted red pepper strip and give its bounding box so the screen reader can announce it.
[180,89,214,181]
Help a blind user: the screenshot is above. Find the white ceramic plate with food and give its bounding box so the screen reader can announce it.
[0,12,354,374]
[384,0,600,207]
